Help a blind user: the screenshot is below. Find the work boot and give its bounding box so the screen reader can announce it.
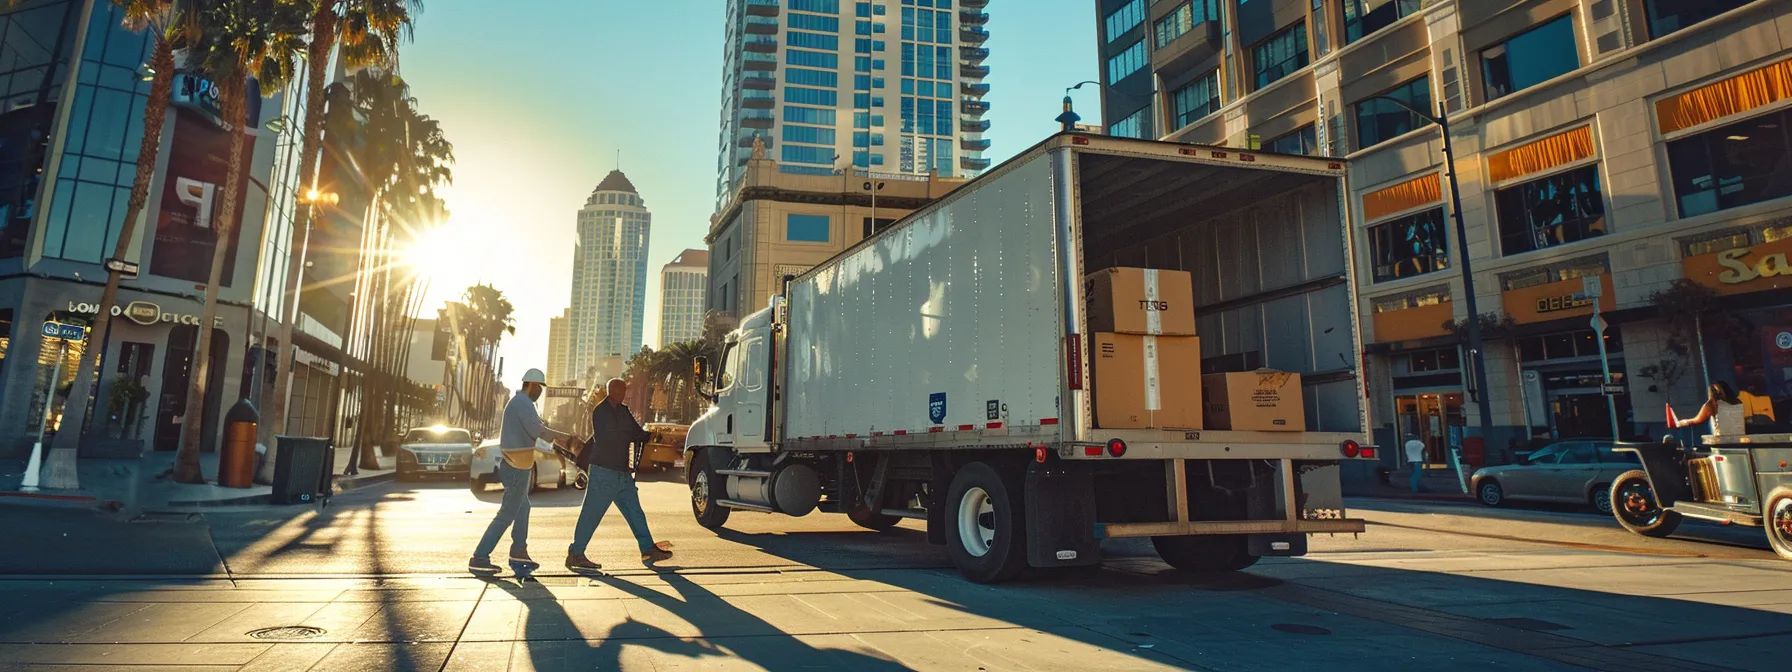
[642,541,674,564]
[565,552,602,573]
[509,549,540,569]
[468,556,500,575]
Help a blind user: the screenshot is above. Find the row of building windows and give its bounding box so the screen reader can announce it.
[902,42,955,80]
[900,7,953,44]
[788,31,839,51]
[1107,40,1146,83]
[1104,0,1144,42]
[786,67,838,88]
[784,105,837,125]
[788,13,838,32]
[787,49,838,68]
[1154,0,1216,48]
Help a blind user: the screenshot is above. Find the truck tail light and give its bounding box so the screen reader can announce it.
[1066,334,1084,390]
[1106,439,1127,457]
[1341,440,1362,458]
[1083,445,1102,456]
[1360,446,1377,459]
[1034,446,1048,463]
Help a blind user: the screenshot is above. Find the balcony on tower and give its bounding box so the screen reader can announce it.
[961,98,990,116]
[744,35,778,53]
[745,15,778,35]
[961,26,989,44]
[738,130,774,148]
[961,137,991,151]
[961,118,990,132]
[740,110,774,130]
[960,46,989,63]
[743,52,777,71]
[745,0,779,17]
[959,9,988,26]
[961,156,991,171]
[960,0,988,8]
[742,90,775,108]
[961,81,990,97]
[742,72,776,90]
[960,63,989,79]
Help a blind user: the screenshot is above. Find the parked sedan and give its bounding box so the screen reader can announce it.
[396,426,477,481]
[1471,441,1641,514]
[470,438,575,493]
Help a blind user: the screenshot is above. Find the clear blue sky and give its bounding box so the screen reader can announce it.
[399,0,1099,380]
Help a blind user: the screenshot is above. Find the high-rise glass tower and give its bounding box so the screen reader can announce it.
[715,0,992,201]
[569,171,651,386]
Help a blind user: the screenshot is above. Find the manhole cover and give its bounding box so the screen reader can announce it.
[1271,623,1333,636]
[247,626,326,640]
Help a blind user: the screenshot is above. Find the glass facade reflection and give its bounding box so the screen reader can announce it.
[39,1,150,265]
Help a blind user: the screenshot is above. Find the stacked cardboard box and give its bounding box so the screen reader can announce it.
[1202,369,1306,431]
[1087,268,1202,429]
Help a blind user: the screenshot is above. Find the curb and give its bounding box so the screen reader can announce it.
[1347,492,1477,504]
[338,471,395,492]
[163,471,395,508]
[0,491,121,512]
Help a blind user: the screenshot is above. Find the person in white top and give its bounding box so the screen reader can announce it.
[1404,433,1428,493]
[1672,381,1747,437]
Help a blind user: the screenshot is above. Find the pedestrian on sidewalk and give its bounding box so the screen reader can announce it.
[469,368,569,576]
[1405,433,1428,493]
[566,377,674,572]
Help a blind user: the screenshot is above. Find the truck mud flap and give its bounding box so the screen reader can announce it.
[1025,464,1099,567]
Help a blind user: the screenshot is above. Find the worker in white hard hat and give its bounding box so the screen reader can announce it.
[469,368,569,575]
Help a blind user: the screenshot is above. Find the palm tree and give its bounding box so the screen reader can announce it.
[173,0,312,484]
[268,0,421,444]
[40,0,193,487]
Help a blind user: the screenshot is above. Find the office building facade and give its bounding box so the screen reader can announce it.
[714,0,992,203]
[546,308,572,386]
[568,170,651,387]
[1094,0,1789,463]
[659,250,710,347]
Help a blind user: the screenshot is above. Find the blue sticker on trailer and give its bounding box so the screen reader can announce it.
[929,393,947,425]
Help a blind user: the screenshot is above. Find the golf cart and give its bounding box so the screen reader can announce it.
[1610,434,1792,560]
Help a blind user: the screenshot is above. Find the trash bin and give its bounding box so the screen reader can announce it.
[219,400,259,488]
[271,436,331,505]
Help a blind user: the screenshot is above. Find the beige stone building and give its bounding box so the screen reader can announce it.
[705,141,967,322]
[1095,0,1788,462]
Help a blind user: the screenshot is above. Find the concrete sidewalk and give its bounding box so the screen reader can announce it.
[0,447,395,512]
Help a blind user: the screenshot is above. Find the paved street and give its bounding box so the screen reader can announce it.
[1,475,1787,671]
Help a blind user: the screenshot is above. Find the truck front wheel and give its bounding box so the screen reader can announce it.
[946,462,1028,583]
[1151,534,1258,572]
[1611,470,1680,538]
[689,452,730,530]
[1764,486,1792,561]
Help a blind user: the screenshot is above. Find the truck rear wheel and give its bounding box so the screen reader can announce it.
[1612,469,1681,538]
[1151,534,1258,572]
[946,462,1027,584]
[1764,486,1792,561]
[689,452,730,530]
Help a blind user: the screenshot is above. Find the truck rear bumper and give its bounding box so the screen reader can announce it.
[1095,518,1367,539]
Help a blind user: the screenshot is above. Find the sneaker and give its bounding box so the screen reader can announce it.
[508,550,540,569]
[468,556,500,575]
[641,541,674,564]
[565,552,602,572]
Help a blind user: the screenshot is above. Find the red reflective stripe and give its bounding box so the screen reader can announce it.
[929,426,945,433]
[1066,334,1084,390]
[845,434,857,439]
[894,430,908,436]
[872,431,884,437]
[1041,418,1060,425]
[986,422,1003,429]
[1083,445,1103,456]
[958,424,975,431]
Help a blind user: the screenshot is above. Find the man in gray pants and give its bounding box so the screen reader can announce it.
[469,368,568,575]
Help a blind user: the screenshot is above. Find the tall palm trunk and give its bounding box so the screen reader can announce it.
[175,75,250,484]
[269,8,338,444]
[40,38,177,487]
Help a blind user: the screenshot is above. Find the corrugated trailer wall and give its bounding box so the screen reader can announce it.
[1097,179,1361,433]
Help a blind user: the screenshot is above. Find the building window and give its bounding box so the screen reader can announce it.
[785,68,838,87]
[1408,347,1460,373]
[1368,207,1449,283]
[789,0,838,12]
[783,86,838,106]
[1482,15,1579,101]
[1495,164,1606,256]
[1667,107,1792,218]
[1170,71,1221,129]
[787,214,830,243]
[1517,328,1623,362]
[1645,0,1750,38]
[788,13,839,32]
[786,31,839,51]
[1110,107,1149,139]
[1264,125,1318,155]
[1252,23,1308,90]
[1107,40,1146,83]
[1153,0,1216,47]
[782,125,836,145]
[783,106,836,125]
[1354,76,1431,148]
[786,49,839,68]
[1104,0,1145,42]
[781,145,835,165]
[1342,0,1420,44]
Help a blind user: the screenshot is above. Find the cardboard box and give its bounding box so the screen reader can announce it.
[1086,267,1196,336]
[1202,370,1306,431]
[1091,333,1202,429]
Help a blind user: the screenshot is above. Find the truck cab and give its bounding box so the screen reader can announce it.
[685,304,776,455]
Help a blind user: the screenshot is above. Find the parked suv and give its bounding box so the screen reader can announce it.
[1471,441,1641,514]
[396,426,477,482]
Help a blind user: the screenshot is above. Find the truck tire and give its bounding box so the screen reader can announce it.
[945,461,1028,584]
[689,452,730,530]
[1150,534,1258,572]
[1611,469,1681,538]
[1764,486,1792,561]
[848,503,900,531]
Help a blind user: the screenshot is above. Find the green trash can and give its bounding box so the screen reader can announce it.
[271,436,331,505]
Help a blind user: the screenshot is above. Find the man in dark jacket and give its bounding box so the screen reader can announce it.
[566,378,673,571]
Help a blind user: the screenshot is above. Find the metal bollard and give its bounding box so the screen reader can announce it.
[219,399,259,488]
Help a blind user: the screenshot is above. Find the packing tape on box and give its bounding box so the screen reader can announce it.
[1142,335,1161,411]
[1143,269,1162,336]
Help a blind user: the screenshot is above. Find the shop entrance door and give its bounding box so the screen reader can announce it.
[153,326,196,452]
[1394,393,1465,465]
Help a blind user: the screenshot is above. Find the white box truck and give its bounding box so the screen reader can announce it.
[685,133,1377,582]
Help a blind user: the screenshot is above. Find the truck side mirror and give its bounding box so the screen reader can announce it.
[694,356,716,402]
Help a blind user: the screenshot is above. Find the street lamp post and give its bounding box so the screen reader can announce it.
[1361,96,1499,462]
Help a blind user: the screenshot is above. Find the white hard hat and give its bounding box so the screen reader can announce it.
[522,368,547,385]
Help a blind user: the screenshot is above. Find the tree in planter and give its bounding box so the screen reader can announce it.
[106,378,151,438]
[40,0,193,489]
[172,0,311,484]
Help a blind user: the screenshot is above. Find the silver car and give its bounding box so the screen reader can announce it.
[397,426,477,481]
[470,438,576,493]
[1470,441,1642,514]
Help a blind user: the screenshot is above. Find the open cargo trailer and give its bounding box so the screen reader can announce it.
[685,133,1377,582]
